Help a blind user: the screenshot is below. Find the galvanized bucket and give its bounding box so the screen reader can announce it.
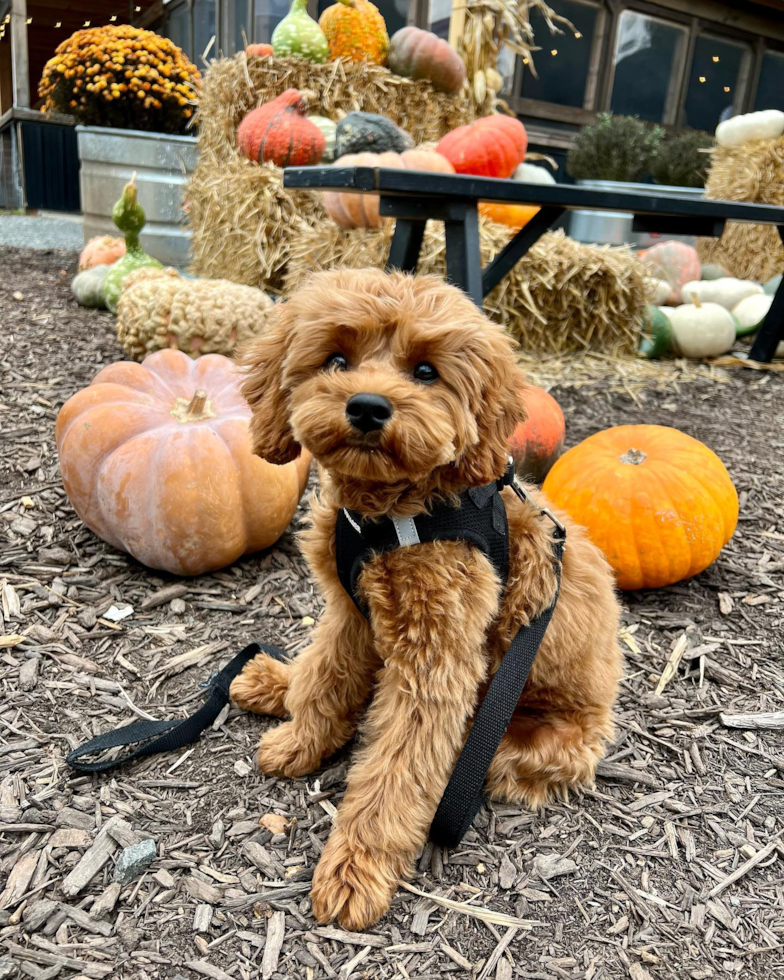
[569,179,704,249]
[77,125,198,268]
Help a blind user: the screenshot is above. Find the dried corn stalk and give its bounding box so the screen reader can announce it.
[459,0,574,115]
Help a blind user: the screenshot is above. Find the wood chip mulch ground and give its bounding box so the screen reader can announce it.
[1,246,783,980]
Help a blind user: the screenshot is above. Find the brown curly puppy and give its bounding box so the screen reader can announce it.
[231,268,622,930]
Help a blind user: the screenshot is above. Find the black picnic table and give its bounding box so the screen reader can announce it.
[283,166,784,364]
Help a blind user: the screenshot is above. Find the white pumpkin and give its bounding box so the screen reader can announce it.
[715,110,784,148]
[659,306,677,317]
[669,297,736,358]
[644,277,671,305]
[72,264,110,309]
[513,162,556,185]
[681,278,763,311]
[732,293,772,332]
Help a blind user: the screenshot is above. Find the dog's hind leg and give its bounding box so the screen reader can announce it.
[484,705,615,808]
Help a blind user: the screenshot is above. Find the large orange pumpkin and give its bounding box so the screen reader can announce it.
[324,149,455,228]
[508,386,565,482]
[237,89,325,168]
[542,425,738,591]
[56,350,311,576]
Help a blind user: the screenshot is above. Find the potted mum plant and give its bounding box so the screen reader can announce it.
[565,114,710,248]
[39,25,201,267]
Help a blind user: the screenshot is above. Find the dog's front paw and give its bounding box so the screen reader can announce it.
[256,722,322,778]
[230,654,290,717]
[310,828,400,930]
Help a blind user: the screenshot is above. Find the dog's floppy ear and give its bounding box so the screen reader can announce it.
[454,330,528,486]
[241,306,301,465]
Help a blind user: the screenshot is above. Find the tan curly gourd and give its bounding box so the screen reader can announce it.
[117,269,275,360]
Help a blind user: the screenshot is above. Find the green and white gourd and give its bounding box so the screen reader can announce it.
[732,293,773,337]
[681,277,763,311]
[272,0,329,63]
[103,175,162,314]
[72,264,111,309]
[308,115,337,162]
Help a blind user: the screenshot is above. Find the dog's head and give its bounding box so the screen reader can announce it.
[242,269,527,489]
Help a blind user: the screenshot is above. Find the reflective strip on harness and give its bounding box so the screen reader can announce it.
[392,516,420,546]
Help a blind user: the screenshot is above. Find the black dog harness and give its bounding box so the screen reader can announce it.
[334,462,566,845]
[66,463,565,848]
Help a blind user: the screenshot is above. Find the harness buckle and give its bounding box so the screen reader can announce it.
[505,457,567,542]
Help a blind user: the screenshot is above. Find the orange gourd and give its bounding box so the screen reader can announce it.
[324,149,454,228]
[319,0,389,65]
[237,89,325,167]
[78,235,126,271]
[437,116,527,178]
[246,43,274,57]
[542,425,738,590]
[55,350,311,576]
[508,386,565,482]
[479,202,539,230]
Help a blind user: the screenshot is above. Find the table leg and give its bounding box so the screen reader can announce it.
[444,203,483,307]
[481,207,566,296]
[386,219,426,275]
[748,226,784,363]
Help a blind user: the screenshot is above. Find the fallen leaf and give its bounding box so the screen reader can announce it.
[259,813,291,835]
[532,853,577,880]
[0,634,24,649]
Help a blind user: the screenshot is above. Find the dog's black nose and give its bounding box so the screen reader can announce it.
[346,393,393,433]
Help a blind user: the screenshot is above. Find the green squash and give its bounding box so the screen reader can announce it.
[72,264,110,308]
[335,111,411,157]
[308,115,337,162]
[103,174,162,314]
[638,304,672,359]
[764,273,782,296]
[272,0,329,63]
[700,263,729,281]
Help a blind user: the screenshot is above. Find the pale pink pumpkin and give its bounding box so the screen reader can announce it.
[55,349,311,576]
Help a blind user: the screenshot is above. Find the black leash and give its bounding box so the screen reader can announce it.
[429,530,565,847]
[66,642,287,773]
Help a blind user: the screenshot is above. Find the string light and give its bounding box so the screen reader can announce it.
[574,32,582,39]
[135,5,142,10]
[83,21,91,27]
[712,55,720,63]
[55,21,62,28]
[110,15,117,22]
[724,86,731,92]
[26,17,32,24]
[550,48,557,56]
[699,75,706,83]
[523,57,529,65]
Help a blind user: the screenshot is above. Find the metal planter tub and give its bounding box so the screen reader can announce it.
[77,125,198,268]
[569,179,705,249]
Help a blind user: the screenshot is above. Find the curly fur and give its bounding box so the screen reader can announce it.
[231,268,623,930]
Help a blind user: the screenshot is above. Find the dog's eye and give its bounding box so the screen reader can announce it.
[323,353,348,372]
[413,362,439,384]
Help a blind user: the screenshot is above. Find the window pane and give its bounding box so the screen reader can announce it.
[518,0,599,109]
[610,11,687,123]
[755,51,784,112]
[235,0,251,51]
[194,0,217,59]
[429,0,451,40]
[166,1,191,60]
[684,35,748,132]
[254,0,290,44]
[317,0,408,39]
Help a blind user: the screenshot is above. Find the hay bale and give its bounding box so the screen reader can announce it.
[697,137,784,282]
[187,54,475,289]
[284,220,645,355]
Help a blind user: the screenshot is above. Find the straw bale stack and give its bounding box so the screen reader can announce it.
[697,137,784,282]
[187,54,475,290]
[284,220,646,355]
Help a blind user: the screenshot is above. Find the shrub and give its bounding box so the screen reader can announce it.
[649,130,715,188]
[39,25,200,135]
[567,113,664,183]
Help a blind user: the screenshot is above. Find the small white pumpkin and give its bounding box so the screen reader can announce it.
[732,293,772,332]
[644,277,671,306]
[715,109,784,148]
[670,294,736,358]
[659,306,677,317]
[308,115,337,162]
[513,162,556,185]
[681,277,763,311]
